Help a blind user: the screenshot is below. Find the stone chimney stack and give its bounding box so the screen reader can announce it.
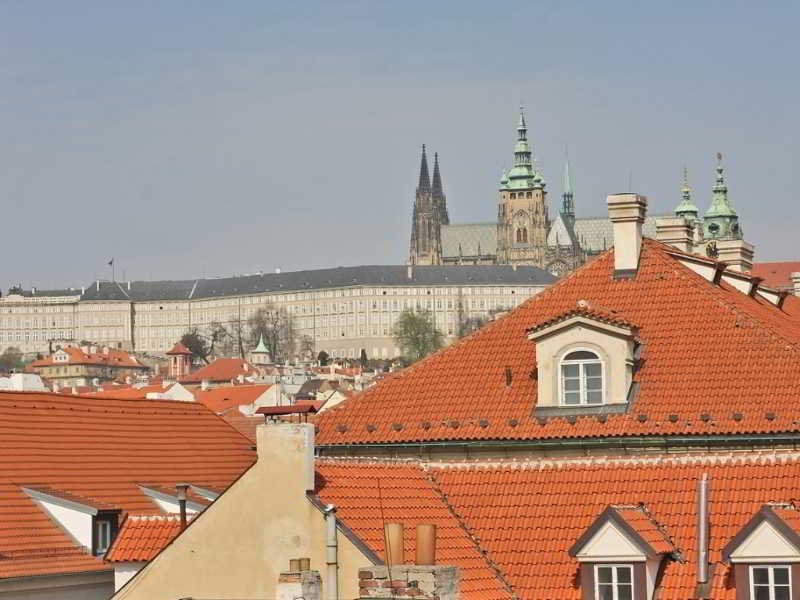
[655,216,693,253]
[358,566,459,600]
[715,239,754,273]
[607,193,648,278]
[276,559,321,600]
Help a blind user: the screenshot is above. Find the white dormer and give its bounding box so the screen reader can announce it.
[527,301,638,415]
[53,349,70,363]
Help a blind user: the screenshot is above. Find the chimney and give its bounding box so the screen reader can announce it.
[201,379,210,391]
[715,239,754,273]
[175,483,189,531]
[276,559,322,600]
[256,422,316,494]
[655,216,693,253]
[607,193,648,278]
[357,565,459,600]
[407,265,413,280]
[127,281,131,291]
[791,272,800,296]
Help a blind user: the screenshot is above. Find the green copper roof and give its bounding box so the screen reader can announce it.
[253,334,269,354]
[500,107,544,191]
[674,167,699,217]
[704,157,737,218]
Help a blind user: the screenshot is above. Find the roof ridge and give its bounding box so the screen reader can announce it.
[649,239,800,352]
[422,466,518,600]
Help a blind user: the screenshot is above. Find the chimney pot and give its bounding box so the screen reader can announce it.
[607,193,648,277]
[289,558,302,572]
[415,524,436,565]
[791,272,800,296]
[655,216,693,253]
[384,523,404,567]
[299,557,311,571]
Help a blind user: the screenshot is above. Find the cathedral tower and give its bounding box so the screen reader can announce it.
[703,153,742,241]
[496,109,549,266]
[409,145,444,265]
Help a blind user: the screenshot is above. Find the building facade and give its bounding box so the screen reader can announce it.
[1,265,554,360]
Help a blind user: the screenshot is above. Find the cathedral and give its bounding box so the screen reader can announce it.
[409,109,661,276]
[408,110,747,276]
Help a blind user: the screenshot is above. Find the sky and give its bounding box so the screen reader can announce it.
[1,1,798,289]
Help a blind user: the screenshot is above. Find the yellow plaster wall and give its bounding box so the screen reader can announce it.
[112,424,375,600]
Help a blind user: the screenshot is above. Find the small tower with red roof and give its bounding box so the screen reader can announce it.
[166,342,193,379]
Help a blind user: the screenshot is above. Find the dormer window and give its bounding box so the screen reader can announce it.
[95,518,112,555]
[596,564,633,600]
[561,350,603,405]
[751,565,790,600]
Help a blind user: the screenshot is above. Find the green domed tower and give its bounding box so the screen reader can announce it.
[703,154,742,240]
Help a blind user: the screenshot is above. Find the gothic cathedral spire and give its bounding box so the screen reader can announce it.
[409,145,444,265]
[417,144,431,194]
[561,157,575,220]
[431,152,449,225]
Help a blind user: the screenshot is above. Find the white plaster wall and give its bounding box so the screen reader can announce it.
[34,499,93,550]
[114,562,144,591]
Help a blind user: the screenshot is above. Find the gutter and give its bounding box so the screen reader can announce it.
[316,432,800,453]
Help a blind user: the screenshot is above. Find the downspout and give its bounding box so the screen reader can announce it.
[324,504,338,600]
[696,473,709,585]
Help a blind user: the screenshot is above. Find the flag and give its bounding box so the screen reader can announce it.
[108,258,114,267]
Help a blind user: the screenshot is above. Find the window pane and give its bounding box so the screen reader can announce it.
[562,364,579,377]
[754,587,770,600]
[752,568,770,585]
[597,567,612,584]
[584,363,602,377]
[564,350,598,360]
[774,567,790,585]
[616,567,632,583]
[774,587,790,600]
[586,376,603,391]
[564,378,580,391]
[597,585,614,600]
[617,585,632,600]
[586,390,603,404]
[564,391,581,405]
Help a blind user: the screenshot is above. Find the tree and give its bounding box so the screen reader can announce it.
[317,350,330,366]
[0,347,23,372]
[392,308,444,364]
[457,314,489,338]
[208,321,232,359]
[180,329,210,364]
[299,335,315,361]
[247,306,296,364]
[359,348,368,370]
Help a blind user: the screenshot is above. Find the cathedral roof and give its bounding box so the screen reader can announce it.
[441,223,497,258]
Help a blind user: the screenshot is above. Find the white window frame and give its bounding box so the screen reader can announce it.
[594,564,634,600]
[560,348,605,406]
[95,520,111,554]
[750,564,791,600]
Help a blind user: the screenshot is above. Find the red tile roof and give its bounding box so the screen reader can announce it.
[752,261,800,290]
[425,452,800,599]
[166,342,192,356]
[315,241,800,445]
[180,359,256,384]
[0,390,256,578]
[219,412,263,443]
[315,460,513,599]
[105,515,186,562]
[194,384,271,413]
[610,506,675,556]
[87,384,172,400]
[30,346,147,370]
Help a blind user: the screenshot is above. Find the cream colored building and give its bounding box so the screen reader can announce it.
[2,265,555,360]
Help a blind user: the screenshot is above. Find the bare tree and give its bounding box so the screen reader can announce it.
[247,305,296,363]
[208,321,232,359]
[299,335,315,361]
[0,347,23,372]
[392,308,444,364]
[180,329,210,364]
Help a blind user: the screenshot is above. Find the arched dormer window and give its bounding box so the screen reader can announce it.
[561,350,603,405]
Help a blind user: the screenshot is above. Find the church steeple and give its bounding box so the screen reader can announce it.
[417,144,431,194]
[703,153,742,240]
[561,157,575,220]
[431,152,449,225]
[502,107,538,190]
[675,166,699,220]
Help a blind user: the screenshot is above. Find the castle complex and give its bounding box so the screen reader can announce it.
[409,110,749,277]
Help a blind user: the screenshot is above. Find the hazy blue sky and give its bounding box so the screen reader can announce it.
[1,1,798,288]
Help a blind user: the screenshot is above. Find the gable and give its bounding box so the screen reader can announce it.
[576,521,647,562]
[729,520,800,562]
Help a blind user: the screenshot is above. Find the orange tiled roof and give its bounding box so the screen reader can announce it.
[219,412,263,443]
[180,359,256,384]
[752,261,800,290]
[166,342,192,355]
[30,346,146,370]
[105,515,186,562]
[87,384,171,400]
[0,390,256,579]
[316,240,800,445]
[315,460,513,599]
[194,384,271,414]
[610,506,675,556]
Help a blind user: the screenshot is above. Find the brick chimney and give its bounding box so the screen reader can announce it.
[607,193,648,278]
[276,559,321,600]
[358,566,459,600]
